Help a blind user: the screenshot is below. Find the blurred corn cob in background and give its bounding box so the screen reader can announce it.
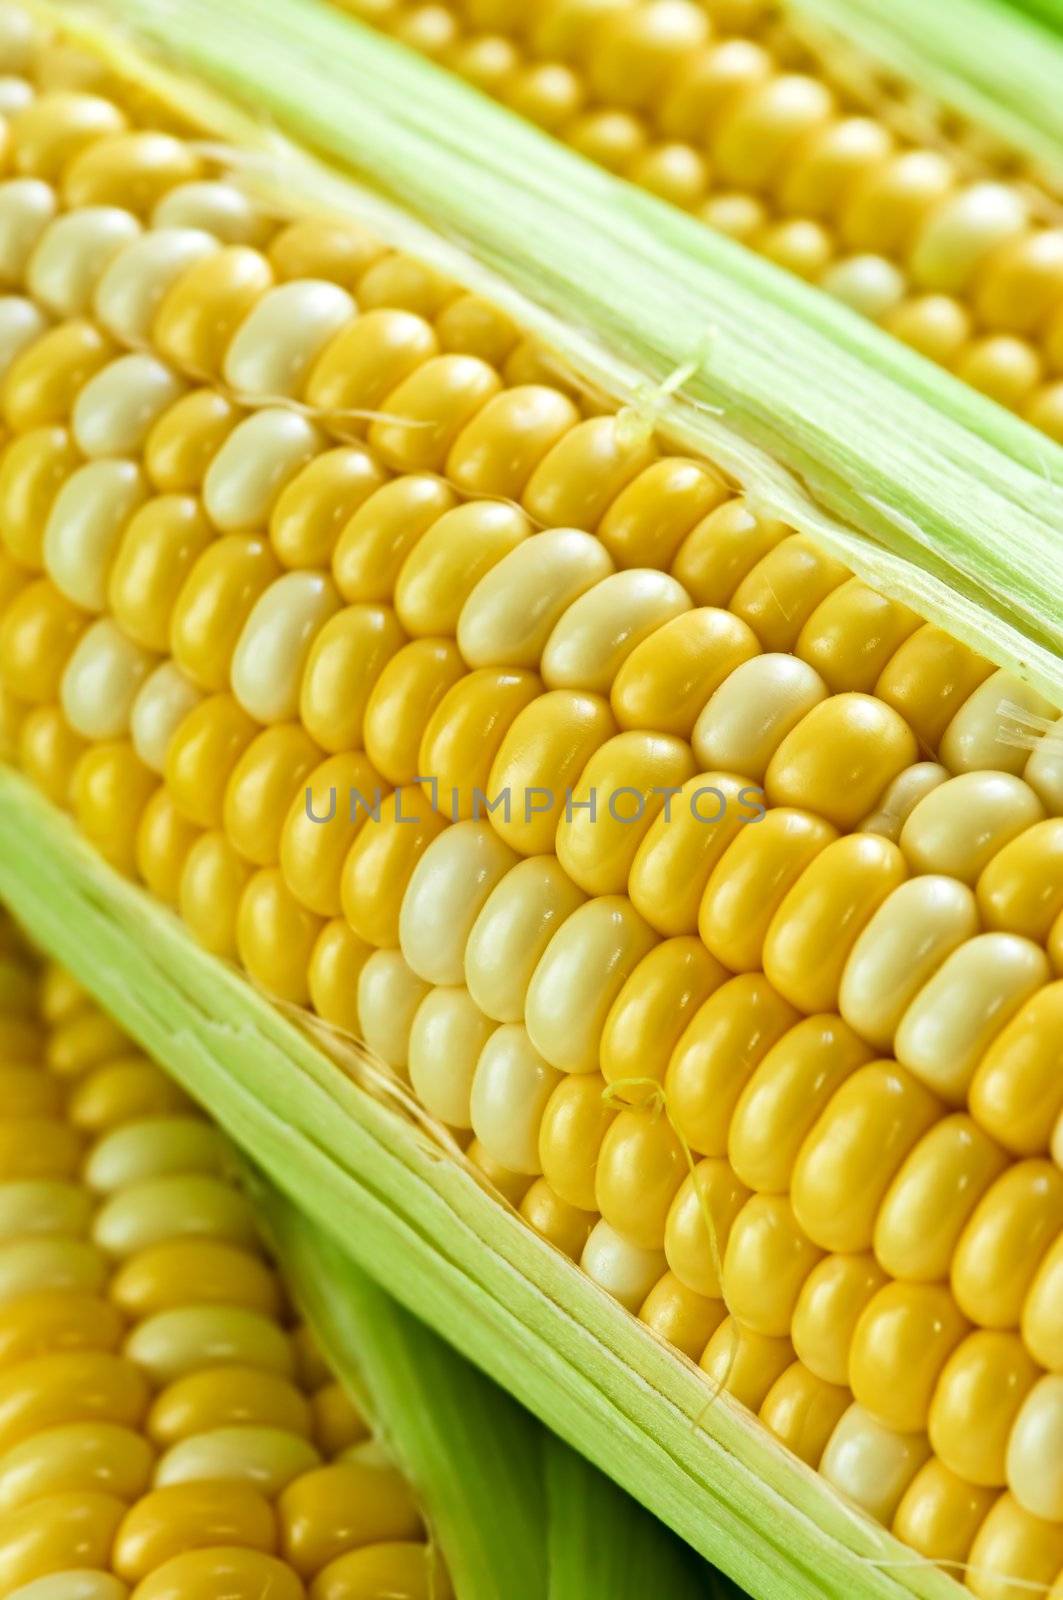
[0,1,1057,1598]
[330,0,1063,438]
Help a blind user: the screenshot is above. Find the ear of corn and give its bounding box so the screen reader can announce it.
[0,4,1058,1600]
[0,921,711,1598]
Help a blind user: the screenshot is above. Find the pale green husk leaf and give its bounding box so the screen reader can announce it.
[0,769,965,1600]
[52,0,1063,699]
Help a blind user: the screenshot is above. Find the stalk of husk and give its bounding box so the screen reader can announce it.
[0,768,966,1600]
[37,0,1063,702]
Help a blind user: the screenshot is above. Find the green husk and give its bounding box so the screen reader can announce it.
[51,0,1063,701]
[259,1174,719,1600]
[787,0,1063,185]
[0,769,965,1600]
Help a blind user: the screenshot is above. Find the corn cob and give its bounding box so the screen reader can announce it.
[0,927,450,1599]
[320,0,1063,441]
[0,4,1058,1598]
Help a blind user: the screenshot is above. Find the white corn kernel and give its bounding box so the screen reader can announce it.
[60,616,156,739]
[470,1023,562,1173]
[93,227,218,346]
[26,206,140,316]
[0,178,57,286]
[399,821,519,985]
[72,353,186,458]
[202,408,324,533]
[42,458,148,611]
[0,294,49,379]
[223,279,355,399]
[581,1219,665,1312]
[230,569,340,724]
[130,661,203,773]
[151,180,272,245]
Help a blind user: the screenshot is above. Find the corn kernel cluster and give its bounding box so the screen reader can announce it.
[0,916,447,1597]
[336,0,1063,440]
[0,10,1058,1593]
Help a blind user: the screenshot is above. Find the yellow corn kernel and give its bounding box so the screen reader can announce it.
[364,638,467,787]
[848,1280,969,1433]
[790,1061,944,1253]
[464,856,585,1023]
[874,1114,1009,1283]
[728,1014,873,1194]
[966,1493,1063,1600]
[280,750,387,918]
[466,1139,534,1207]
[67,1057,193,1135]
[0,1421,153,1511]
[586,0,709,109]
[0,1287,124,1368]
[485,688,616,856]
[42,457,148,614]
[662,1153,751,1296]
[0,1348,148,1453]
[0,578,86,703]
[2,319,115,433]
[665,973,799,1157]
[85,1116,222,1191]
[541,568,691,694]
[504,62,585,132]
[892,1457,995,1567]
[236,867,323,1005]
[446,384,579,500]
[266,215,384,284]
[71,739,157,874]
[722,1192,823,1338]
[874,623,994,751]
[419,668,543,821]
[72,352,186,462]
[580,1218,665,1311]
[143,388,242,494]
[592,458,724,573]
[626,772,756,936]
[223,723,323,868]
[729,533,847,653]
[519,1177,596,1261]
[399,503,531,641]
[368,353,501,473]
[130,1548,304,1599]
[0,425,80,571]
[469,1023,562,1174]
[305,307,438,425]
[93,1172,257,1257]
[928,1330,1040,1487]
[111,1238,278,1320]
[311,1380,368,1456]
[795,579,923,694]
[435,292,519,365]
[112,1480,277,1583]
[556,729,696,895]
[670,497,787,608]
[17,703,88,807]
[762,833,909,1015]
[278,1459,422,1577]
[819,1403,931,1525]
[332,475,455,607]
[124,1305,293,1387]
[356,949,430,1071]
[699,1317,795,1411]
[46,1010,128,1077]
[147,1365,312,1446]
[153,1425,320,1497]
[1004,1374,1063,1521]
[407,985,497,1128]
[600,937,725,1097]
[107,494,214,653]
[638,1271,725,1361]
[535,1069,614,1212]
[857,761,948,842]
[270,448,385,572]
[93,227,220,349]
[593,1106,685,1251]
[152,244,274,376]
[565,107,649,172]
[340,787,447,949]
[0,1489,127,1591]
[838,874,980,1051]
[357,251,457,315]
[0,1068,62,1119]
[165,693,258,829]
[232,569,340,726]
[765,692,918,829]
[60,616,156,742]
[1022,1234,1062,1372]
[11,88,125,176]
[759,1362,851,1469]
[0,1234,106,1303]
[223,279,355,401]
[951,1159,1063,1329]
[178,830,252,959]
[610,607,760,739]
[699,806,837,973]
[399,821,519,985]
[977,820,1063,942]
[524,894,656,1072]
[691,652,827,782]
